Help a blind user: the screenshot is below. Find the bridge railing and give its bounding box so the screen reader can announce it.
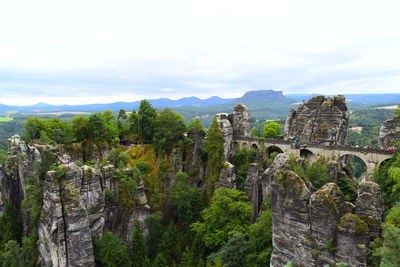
[232,136,396,155]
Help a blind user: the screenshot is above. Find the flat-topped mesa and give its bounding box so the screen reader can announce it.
[284,95,349,145]
[215,103,251,160]
[379,117,400,149]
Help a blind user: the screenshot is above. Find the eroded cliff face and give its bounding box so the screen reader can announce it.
[379,117,400,149]
[0,135,150,267]
[215,103,251,160]
[263,154,383,267]
[284,95,349,145]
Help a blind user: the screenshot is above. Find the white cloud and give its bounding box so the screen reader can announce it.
[0,0,399,104]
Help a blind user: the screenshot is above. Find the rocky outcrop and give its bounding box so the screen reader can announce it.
[38,163,95,267]
[0,135,150,267]
[217,162,236,189]
[215,103,251,160]
[266,154,383,267]
[244,163,261,222]
[215,113,234,160]
[379,117,400,149]
[232,103,251,138]
[284,95,349,145]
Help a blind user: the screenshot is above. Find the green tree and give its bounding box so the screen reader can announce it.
[131,220,145,267]
[94,231,131,267]
[137,100,157,142]
[171,172,204,227]
[118,109,128,120]
[204,118,225,188]
[371,206,400,266]
[0,204,22,251]
[24,117,48,142]
[187,118,204,132]
[208,232,248,267]
[263,122,281,139]
[246,209,273,267]
[127,110,139,134]
[0,240,23,267]
[154,108,186,155]
[191,188,251,250]
[373,152,400,208]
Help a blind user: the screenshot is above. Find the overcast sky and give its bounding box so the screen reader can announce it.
[0,0,399,105]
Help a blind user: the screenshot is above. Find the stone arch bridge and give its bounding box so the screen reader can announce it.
[233,136,395,175]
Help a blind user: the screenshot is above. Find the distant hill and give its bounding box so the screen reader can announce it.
[0,91,398,124]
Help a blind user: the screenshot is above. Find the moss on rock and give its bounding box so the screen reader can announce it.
[337,213,369,235]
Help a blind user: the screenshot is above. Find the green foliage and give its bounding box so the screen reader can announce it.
[113,167,142,208]
[204,118,225,189]
[371,206,400,267]
[154,108,187,155]
[231,148,259,191]
[153,253,168,267]
[0,204,22,251]
[146,211,164,258]
[191,188,251,250]
[94,231,131,267]
[246,209,273,267]
[187,118,204,132]
[131,220,146,267]
[251,127,262,138]
[171,172,204,227]
[337,177,357,201]
[138,100,157,142]
[263,122,281,139]
[290,157,331,188]
[373,152,400,209]
[107,147,130,168]
[179,247,196,267]
[208,232,248,267]
[284,262,293,267]
[0,240,23,267]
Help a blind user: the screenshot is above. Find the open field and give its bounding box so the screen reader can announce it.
[374,105,398,110]
[0,117,13,122]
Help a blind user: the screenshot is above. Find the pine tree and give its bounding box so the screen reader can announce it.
[137,100,157,142]
[131,220,145,267]
[204,118,225,188]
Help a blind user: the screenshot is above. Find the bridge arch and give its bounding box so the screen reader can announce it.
[338,154,367,179]
[300,148,314,161]
[377,158,393,170]
[251,143,259,150]
[265,145,284,159]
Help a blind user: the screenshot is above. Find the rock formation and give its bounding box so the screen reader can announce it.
[284,95,349,145]
[265,154,383,267]
[0,135,150,267]
[379,117,400,149]
[217,162,236,189]
[215,103,251,160]
[244,163,261,222]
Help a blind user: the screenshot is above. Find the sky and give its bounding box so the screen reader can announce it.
[0,0,400,105]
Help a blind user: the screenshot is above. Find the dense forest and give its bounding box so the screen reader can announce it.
[0,100,399,266]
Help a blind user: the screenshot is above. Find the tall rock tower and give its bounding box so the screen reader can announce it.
[284,95,349,145]
[215,103,251,160]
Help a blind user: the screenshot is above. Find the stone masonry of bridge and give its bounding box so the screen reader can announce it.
[233,136,395,175]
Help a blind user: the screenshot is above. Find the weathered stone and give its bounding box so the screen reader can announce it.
[244,163,261,222]
[215,113,234,160]
[232,103,251,137]
[266,153,383,267]
[284,95,349,145]
[215,103,251,160]
[217,162,236,189]
[354,181,384,221]
[379,117,400,149]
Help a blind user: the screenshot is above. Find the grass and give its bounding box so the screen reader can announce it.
[0,117,13,122]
